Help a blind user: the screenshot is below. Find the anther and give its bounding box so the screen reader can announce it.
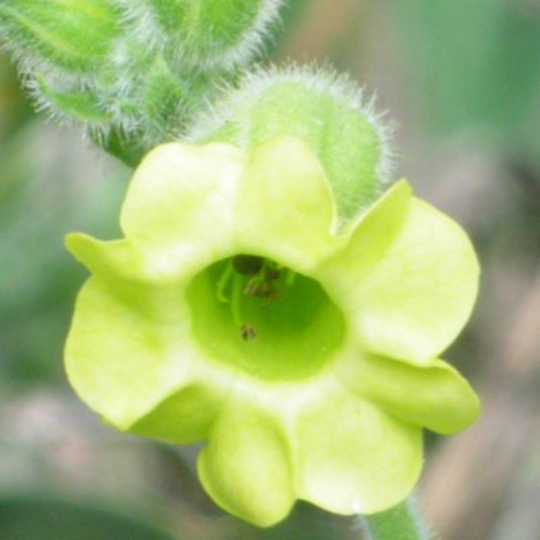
[241,324,258,342]
[232,255,264,276]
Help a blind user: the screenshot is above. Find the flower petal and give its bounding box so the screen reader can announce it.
[335,352,480,434]
[66,233,188,321]
[326,185,479,364]
[128,383,227,444]
[198,397,295,527]
[66,234,144,282]
[120,142,246,273]
[235,136,339,273]
[294,387,422,515]
[65,277,224,434]
[337,179,412,252]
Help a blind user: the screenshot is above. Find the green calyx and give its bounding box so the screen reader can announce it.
[192,67,395,224]
[188,254,345,380]
[37,76,111,124]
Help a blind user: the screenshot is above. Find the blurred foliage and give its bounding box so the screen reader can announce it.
[0,121,126,388]
[268,0,311,53]
[392,0,540,165]
[0,55,33,140]
[0,496,175,540]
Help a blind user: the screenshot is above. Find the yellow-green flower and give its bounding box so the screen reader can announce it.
[65,136,480,527]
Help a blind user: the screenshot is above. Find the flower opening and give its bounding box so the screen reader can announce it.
[188,254,346,380]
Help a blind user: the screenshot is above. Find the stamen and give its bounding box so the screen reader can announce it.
[216,261,233,303]
[285,268,296,287]
[218,254,297,341]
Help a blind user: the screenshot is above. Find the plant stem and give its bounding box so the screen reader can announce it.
[359,498,431,540]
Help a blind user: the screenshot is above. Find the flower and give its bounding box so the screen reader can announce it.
[65,136,480,527]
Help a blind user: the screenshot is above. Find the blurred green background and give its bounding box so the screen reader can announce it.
[1,1,539,539]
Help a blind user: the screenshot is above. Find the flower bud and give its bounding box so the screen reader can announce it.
[0,0,120,73]
[124,0,283,68]
[190,67,395,223]
[141,57,217,141]
[94,46,227,160]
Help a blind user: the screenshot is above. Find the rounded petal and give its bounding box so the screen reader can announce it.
[64,277,224,434]
[335,352,480,434]
[120,142,246,275]
[198,398,295,527]
[326,185,479,364]
[235,137,339,273]
[294,388,422,515]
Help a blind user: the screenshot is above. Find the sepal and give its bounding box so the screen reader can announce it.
[192,67,395,223]
[126,0,284,69]
[35,76,111,125]
[0,0,120,73]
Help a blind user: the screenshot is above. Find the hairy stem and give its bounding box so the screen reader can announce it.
[359,498,432,540]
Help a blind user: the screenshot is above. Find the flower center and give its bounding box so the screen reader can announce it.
[186,255,346,380]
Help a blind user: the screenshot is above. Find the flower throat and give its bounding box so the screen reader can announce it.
[216,255,296,342]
